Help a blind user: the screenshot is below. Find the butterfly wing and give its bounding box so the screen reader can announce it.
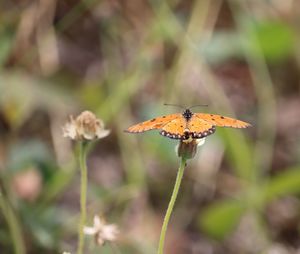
[195,113,251,128]
[125,114,180,133]
[187,115,216,138]
[160,115,216,140]
[160,117,187,139]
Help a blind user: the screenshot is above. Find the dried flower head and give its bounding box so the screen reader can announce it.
[63,111,110,141]
[177,137,206,159]
[84,215,119,246]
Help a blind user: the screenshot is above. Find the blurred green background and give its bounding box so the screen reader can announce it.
[1,0,300,253]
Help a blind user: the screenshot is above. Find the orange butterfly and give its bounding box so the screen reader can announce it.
[125,108,251,140]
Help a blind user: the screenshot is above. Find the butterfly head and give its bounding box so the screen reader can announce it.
[163,103,208,121]
[182,108,193,121]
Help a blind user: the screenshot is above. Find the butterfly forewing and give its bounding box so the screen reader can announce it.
[160,117,187,139]
[195,113,251,128]
[125,114,180,133]
[187,115,216,138]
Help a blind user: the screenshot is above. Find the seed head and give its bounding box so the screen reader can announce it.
[177,138,206,159]
[63,111,110,141]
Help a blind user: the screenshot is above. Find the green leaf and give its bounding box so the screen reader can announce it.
[199,199,246,239]
[0,72,76,129]
[22,206,65,249]
[261,166,300,204]
[0,29,12,67]
[245,20,295,62]
[7,140,52,173]
[219,128,254,181]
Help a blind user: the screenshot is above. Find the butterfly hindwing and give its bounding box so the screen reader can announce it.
[125,114,180,133]
[195,113,251,128]
[160,117,187,140]
[187,115,216,138]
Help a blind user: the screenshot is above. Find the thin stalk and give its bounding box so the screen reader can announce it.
[109,242,122,254]
[0,189,26,254]
[77,141,88,254]
[157,156,187,254]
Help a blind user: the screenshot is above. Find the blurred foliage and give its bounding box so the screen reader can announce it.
[0,0,300,253]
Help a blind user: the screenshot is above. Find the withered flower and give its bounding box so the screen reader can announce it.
[63,111,110,141]
[84,215,119,246]
[177,137,206,159]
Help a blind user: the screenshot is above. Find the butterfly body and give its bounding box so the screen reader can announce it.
[125,108,251,140]
[182,108,193,121]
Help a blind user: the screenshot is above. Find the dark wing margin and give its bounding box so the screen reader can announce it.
[187,115,216,139]
[160,117,187,140]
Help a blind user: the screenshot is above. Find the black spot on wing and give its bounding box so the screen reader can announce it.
[150,118,156,122]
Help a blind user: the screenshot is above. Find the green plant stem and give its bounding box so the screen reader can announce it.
[77,142,88,254]
[0,188,26,254]
[157,156,187,254]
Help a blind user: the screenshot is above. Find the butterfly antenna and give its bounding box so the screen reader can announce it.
[189,104,208,109]
[163,103,185,109]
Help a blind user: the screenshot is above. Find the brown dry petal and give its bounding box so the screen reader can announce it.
[63,111,110,141]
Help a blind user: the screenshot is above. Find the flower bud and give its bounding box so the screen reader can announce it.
[177,137,205,159]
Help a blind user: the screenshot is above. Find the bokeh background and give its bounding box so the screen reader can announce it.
[1,0,300,253]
